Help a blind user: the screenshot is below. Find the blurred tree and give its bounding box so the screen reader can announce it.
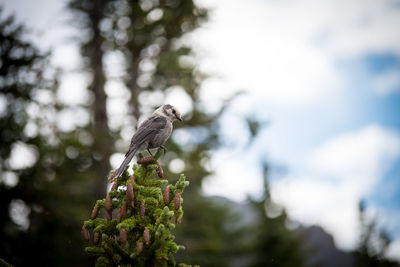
[353,200,398,267]
[68,0,112,199]
[248,163,306,267]
[0,8,94,266]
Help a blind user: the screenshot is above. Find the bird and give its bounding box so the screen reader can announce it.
[112,104,182,179]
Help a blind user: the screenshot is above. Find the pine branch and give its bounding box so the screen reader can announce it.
[82,151,194,266]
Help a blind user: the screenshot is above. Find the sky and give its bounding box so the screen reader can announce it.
[1,0,400,261]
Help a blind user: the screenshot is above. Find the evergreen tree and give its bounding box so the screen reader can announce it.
[0,8,94,266]
[68,0,112,200]
[353,200,398,267]
[82,150,196,266]
[249,163,306,267]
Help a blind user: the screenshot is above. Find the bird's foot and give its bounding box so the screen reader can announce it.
[147,148,153,156]
[159,146,167,155]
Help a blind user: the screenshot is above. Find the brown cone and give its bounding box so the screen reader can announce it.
[105,194,112,220]
[116,208,121,223]
[90,203,99,219]
[94,232,100,245]
[137,156,155,164]
[105,194,112,212]
[120,228,127,248]
[143,227,150,245]
[126,182,134,208]
[156,162,164,178]
[163,185,170,205]
[111,181,118,191]
[174,192,181,211]
[120,200,127,221]
[81,224,89,243]
[176,212,183,224]
[137,242,143,255]
[140,201,145,218]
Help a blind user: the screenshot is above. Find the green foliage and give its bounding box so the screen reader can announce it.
[82,151,195,266]
[0,258,14,267]
[0,7,47,160]
[0,7,100,266]
[353,200,398,267]
[68,0,113,199]
[248,164,306,267]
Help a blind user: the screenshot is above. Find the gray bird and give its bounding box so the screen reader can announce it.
[112,104,182,179]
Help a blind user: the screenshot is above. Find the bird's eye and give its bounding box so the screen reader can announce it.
[172,109,176,114]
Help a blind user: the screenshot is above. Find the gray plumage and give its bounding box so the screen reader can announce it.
[113,104,182,179]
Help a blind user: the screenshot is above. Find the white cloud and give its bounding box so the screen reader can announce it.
[272,176,361,249]
[194,0,400,107]
[312,125,400,193]
[313,0,400,56]
[271,125,400,250]
[203,152,263,201]
[387,238,400,262]
[194,0,343,107]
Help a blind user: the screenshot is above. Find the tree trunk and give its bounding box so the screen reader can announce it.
[90,0,109,199]
[128,58,141,127]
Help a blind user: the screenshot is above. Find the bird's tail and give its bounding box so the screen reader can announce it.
[113,148,137,179]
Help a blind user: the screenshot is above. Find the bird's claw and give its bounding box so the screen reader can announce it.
[160,146,167,154]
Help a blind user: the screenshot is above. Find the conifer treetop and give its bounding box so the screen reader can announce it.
[82,150,195,266]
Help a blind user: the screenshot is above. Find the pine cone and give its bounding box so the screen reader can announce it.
[163,185,170,205]
[143,228,150,245]
[156,162,164,178]
[176,212,183,224]
[111,181,118,191]
[137,156,155,164]
[137,242,143,255]
[82,224,89,243]
[94,232,100,245]
[91,203,99,219]
[120,200,127,220]
[105,194,112,220]
[116,208,122,223]
[120,228,127,248]
[140,201,145,218]
[174,192,181,210]
[126,182,134,208]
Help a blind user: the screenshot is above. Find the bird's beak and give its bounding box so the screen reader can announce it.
[176,115,182,121]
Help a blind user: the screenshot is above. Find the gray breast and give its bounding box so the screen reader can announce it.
[148,120,173,149]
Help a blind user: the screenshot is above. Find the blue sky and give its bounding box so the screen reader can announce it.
[1,0,400,261]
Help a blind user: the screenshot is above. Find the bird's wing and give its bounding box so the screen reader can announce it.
[125,116,168,156]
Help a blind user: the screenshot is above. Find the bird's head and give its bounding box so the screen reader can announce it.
[154,104,182,122]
